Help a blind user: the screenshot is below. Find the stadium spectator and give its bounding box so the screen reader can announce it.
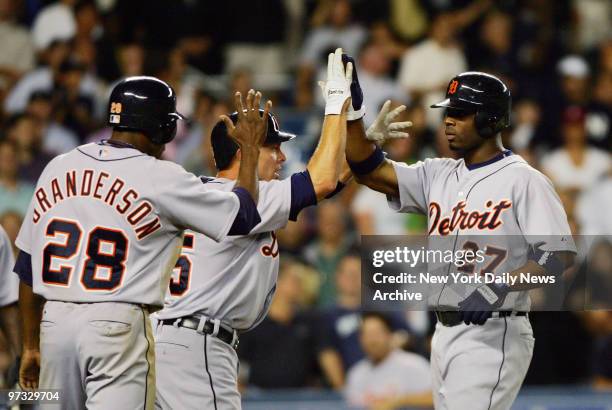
[398,12,467,129]
[5,113,53,184]
[318,253,414,390]
[317,253,362,389]
[541,106,611,191]
[224,0,288,89]
[175,91,224,175]
[589,66,612,150]
[0,0,35,92]
[575,173,612,236]
[0,138,35,217]
[238,259,320,388]
[296,0,367,109]
[303,200,355,306]
[31,0,76,53]
[26,90,79,155]
[356,42,407,127]
[471,10,516,75]
[276,211,311,258]
[344,313,432,409]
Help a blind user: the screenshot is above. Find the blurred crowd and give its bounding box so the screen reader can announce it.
[0,0,611,407]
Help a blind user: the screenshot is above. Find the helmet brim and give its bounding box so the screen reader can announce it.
[278,131,296,142]
[430,98,453,109]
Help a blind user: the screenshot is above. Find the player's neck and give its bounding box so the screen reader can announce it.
[109,131,150,154]
[216,169,238,180]
[462,138,505,167]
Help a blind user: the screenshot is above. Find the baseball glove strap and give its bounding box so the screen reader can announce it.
[161,316,239,349]
[436,310,527,327]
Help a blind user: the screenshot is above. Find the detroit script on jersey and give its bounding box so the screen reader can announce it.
[428,199,512,236]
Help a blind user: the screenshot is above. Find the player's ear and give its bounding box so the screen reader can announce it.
[235,148,242,162]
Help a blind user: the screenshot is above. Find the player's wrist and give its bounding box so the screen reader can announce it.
[347,104,365,121]
[475,282,509,305]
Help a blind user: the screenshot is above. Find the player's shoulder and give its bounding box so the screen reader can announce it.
[503,156,553,185]
[393,156,459,171]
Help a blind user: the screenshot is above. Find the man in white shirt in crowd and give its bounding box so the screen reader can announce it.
[344,312,433,409]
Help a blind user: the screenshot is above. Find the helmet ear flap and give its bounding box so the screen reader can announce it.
[475,111,498,138]
[149,116,178,145]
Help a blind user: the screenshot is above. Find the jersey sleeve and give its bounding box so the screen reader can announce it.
[15,190,36,254]
[387,160,430,215]
[0,228,18,307]
[153,161,240,242]
[516,169,577,252]
[249,178,292,234]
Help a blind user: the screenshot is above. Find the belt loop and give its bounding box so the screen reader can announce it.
[211,319,221,337]
[491,312,499,318]
[196,316,207,334]
[172,318,181,328]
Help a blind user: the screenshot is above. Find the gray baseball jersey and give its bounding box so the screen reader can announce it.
[156,176,291,331]
[15,143,240,307]
[388,151,574,410]
[388,152,576,311]
[0,226,17,307]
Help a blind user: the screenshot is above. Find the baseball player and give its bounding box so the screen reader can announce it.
[13,76,270,409]
[152,48,352,410]
[0,225,20,385]
[345,68,576,409]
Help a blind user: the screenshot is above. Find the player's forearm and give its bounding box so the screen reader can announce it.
[339,160,352,184]
[346,119,377,162]
[19,282,43,352]
[234,146,260,203]
[0,304,22,356]
[307,107,349,200]
[346,121,399,196]
[507,251,575,291]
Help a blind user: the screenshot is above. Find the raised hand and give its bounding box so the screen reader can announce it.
[318,48,353,115]
[220,89,272,150]
[365,100,413,143]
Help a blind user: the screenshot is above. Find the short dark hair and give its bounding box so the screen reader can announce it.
[210,119,240,171]
[361,312,394,332]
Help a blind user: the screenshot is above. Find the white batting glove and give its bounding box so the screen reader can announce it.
[318,48,353,115]
[365,100,413,143]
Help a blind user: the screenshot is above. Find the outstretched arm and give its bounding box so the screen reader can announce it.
[307,48,352,201]
[346,100,412,197]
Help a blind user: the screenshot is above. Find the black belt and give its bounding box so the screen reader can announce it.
[435,311,528,327]
[161,316,239,349]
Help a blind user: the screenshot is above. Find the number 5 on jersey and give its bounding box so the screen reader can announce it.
[169,234,194,296]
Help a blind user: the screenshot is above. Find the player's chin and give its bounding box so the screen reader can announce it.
[448,141,463,151]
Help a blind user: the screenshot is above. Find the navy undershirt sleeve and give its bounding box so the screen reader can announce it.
[289,171,317,221]
[228,187,262,235]
[14,250,33,287]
